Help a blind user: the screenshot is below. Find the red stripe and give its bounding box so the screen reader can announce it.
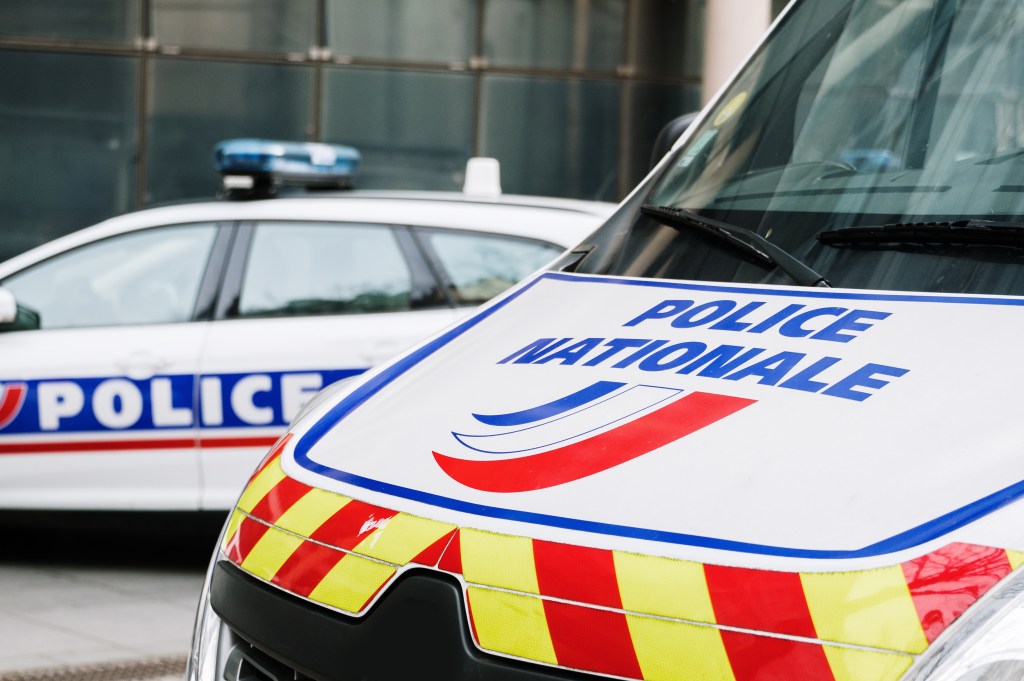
[903,543,1013,642]
[0,383,27,428]
[720,630,835,681]
[226,516,271,565]
[310,500,398,551]
[248,476,313,524]
[543,600,642,679]
[248,434,292,481]
[199,435,280,449]
[0,434,279,455]
[533,540,622,609]
[410,529,458,567]
[272,540,346,597]
[437,529,463,575]
[433,392,755,492]
[704,564,818,639]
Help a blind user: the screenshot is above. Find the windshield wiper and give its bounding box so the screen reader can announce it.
[818,220,1024,248]
[641,204,831,287]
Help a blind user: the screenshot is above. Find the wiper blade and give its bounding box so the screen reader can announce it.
[641,204,831,288]
[818,220,1024,248]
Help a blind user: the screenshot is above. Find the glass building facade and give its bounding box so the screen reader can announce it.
[0,0,707,262]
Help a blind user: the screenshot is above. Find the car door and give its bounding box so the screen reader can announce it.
[196,220,464,509]
[0,222,228,510]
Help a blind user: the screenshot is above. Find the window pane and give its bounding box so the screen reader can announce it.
[0,50,137,262]
[322,68,474,190]
[424,230,562,304]
[484,0,625,71]
[238,223,412,317]
[146,58,313,204]
[631,0,703,79]
[0,0,140,43]
[479,75,620,200]
[2,225,217,329]
[624,81,702,188]
[153,0,316,53]
[327,0,476,62]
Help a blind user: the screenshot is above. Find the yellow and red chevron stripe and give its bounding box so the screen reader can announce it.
[224,442,1024,681]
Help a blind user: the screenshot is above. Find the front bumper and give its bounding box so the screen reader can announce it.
[212,559,591,680]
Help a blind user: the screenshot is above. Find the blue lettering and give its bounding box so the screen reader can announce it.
[709,301,767,332]
[778,357,843,393]
[534,338,606,365]
[779,308,846,338]
[671,300,737,328]
[582,338,651,366]
[623,300,694,327]
[811,310,891,343]
[498,337,573,364]
[822,363,909,401]
[638,342,707,371]
[612,340,670,368]
[678,345,766,377]
[724,351,805,385]
[746,303,806,334]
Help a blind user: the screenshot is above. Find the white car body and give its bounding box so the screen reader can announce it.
[0,191,613,510]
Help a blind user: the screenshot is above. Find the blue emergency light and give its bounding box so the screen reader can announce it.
[213,139,361,199]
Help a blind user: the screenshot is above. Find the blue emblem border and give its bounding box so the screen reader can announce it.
[293,272,1024,559]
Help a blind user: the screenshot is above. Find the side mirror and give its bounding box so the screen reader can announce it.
[0,288,40,332]
[650,112,701,169]
[0,288,14,325]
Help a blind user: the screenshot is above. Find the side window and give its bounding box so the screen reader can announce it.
[237,222,413,317]
[420,229,563,305]
[2,224,218,329]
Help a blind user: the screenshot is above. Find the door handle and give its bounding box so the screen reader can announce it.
[116,352,172,380]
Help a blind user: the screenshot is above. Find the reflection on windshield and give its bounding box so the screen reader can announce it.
[603,0,1024,296]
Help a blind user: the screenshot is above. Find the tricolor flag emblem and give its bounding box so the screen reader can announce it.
[0,382,27,431]
[433,381,755,492]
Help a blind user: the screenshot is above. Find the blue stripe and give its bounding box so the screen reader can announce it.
[471,380,626,427]
[292,272,1024,560]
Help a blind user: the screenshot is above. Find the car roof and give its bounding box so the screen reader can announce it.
[0,190,617,278]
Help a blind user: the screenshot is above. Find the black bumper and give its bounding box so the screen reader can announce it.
[211,560,594,681]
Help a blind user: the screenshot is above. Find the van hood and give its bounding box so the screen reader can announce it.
[224,272,1024,680]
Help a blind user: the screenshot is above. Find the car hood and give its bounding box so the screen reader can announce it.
[223,272,1024,680]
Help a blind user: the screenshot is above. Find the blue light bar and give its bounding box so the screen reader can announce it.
[213,139,361,198]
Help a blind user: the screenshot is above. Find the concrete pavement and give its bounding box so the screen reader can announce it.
[0,512,223,680]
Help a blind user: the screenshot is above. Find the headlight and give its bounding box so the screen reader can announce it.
[906,569,1024,681]
[186,520,236,681]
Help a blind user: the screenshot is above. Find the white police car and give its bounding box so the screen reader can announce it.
[0,140,613,511]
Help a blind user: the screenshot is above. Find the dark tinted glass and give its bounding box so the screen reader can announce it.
[0,0,140,43]
[146,58,313,203]
[479,75,620,200]
[483,0,625,71]
[631,0,704,78]
[0,50,137,262]
[153,0,317,53]
[322,68,474,190]
[327,0,476,63]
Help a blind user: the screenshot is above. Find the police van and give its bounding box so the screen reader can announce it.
[0,143,612,511]
[189,1,1024,679]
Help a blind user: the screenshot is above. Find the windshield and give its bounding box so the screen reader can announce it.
[591,0,1024,295]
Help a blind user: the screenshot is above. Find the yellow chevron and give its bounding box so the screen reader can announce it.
[460,528,540,594]
[467,586,557,665]
[801,566,928,654]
